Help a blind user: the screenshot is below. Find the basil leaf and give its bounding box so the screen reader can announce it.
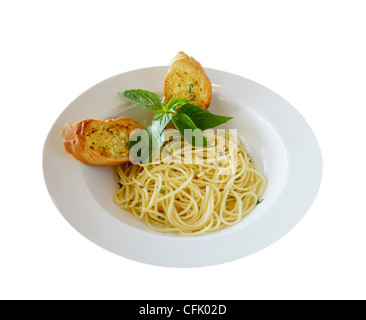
[146,122,165,160]
[119,89,163,112]
[176,104,233,130]
[166,98,189,112]
[153,112,172,133]
[129,122,164,163]
[172,113,208,147]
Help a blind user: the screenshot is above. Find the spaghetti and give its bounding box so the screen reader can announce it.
[113,132,266,235]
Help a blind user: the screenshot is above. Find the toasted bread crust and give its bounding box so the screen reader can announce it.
[61,117,143,166]
[164,52,212,110]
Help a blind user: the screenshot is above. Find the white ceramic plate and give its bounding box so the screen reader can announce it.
[43,67,322,267]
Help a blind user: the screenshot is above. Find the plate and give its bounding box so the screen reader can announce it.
[43,66,322,267]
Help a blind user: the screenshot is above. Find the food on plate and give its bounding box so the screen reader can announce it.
[164,51,212,110]
[114,131,266,235]
[60,52,267,235]
[61,117,143,165]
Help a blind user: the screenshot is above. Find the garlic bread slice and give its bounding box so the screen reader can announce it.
[164,52,212,110]
[61,117,143,165]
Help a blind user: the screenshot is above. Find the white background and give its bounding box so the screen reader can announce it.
[1,0,365,300]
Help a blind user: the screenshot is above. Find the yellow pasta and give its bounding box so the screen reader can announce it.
[114,132,266,235]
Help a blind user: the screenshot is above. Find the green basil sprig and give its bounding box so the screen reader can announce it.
[175,104,233,130]
[119,89,232,163]
[121,89,163,111]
